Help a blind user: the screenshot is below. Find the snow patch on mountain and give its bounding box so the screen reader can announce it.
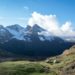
[6,28,25,40]
[38,31,54,41]
[0,24,74,43]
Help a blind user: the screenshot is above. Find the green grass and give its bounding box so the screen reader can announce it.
[0,61,57,75]
[30,72,56,75]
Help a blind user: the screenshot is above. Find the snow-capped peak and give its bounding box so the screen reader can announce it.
[6,24,24,32]
[32,24,46,32]
[6,24,26,40]
[0,24,70,42]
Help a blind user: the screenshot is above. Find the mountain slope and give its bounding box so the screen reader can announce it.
[46,45,75,75]
[0,25,12,43]
[0,48,14,58]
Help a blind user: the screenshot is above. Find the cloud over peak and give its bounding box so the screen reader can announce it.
[28,12,75,36]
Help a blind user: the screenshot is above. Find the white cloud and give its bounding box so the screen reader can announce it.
[61,22,72,32]
[28,12,75,36]
[61,22,75,36]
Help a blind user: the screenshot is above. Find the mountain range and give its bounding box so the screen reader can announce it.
[0,24,75,58]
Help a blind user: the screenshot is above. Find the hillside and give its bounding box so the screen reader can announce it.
[0,45,75,75]
[46,45,75,75]
[0,49,14,57]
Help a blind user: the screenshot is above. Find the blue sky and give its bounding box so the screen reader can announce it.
[0,0,75,28]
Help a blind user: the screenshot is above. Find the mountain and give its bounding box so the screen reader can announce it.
[62,36,75,42]
[0,24,74,43]
[32,24,45,33]
[0,24,74,58]
[0,48,14,58]
[6,24,26,40]
[0,25,12,43]
[0,24,54,42]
